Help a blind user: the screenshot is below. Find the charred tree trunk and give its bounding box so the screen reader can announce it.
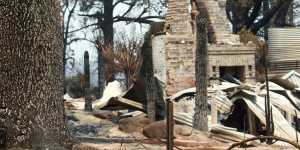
[100,0,114,83]
[193,12,209,131]
[0,1,71,149]
[274,0,293,27]
[84,51,91,90]
[288,3,294,25]
[263,0,270,40]
[102,0,114,49]
[140,32,165,121]
[226,0,292,35]
[84,51,93,112]
[98,47,105,98]
[142,33,156,121]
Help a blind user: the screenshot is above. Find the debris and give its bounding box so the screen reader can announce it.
[143,120,168,139]
[229,90,299,141]
[210,124,259,145]
[65,99,85,110]
[167,73,300,145]
[63,93,74,101]
[142,120,193,139]
[226,135,300,150]
[270,75,298,90]
[65,70,300,149]
[69,124,102,137]
[118,116,151,133]
[282,70,300,88]
[92,111,114,120]
[93,81,123,110]
[104,97,144,111]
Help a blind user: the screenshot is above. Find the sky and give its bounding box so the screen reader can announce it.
[64,1,160,87]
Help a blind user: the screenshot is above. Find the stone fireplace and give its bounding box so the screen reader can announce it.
[151,0,256,96]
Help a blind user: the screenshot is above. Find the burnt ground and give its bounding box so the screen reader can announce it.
[66,109,298,150]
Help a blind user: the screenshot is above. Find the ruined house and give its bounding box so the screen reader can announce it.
[150,0,256,96]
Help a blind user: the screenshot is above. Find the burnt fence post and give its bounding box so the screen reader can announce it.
[84,51,93,112]
[166,98,174,150]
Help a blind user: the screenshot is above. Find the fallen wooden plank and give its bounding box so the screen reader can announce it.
[103,97,145,112]
[118,97,144,109]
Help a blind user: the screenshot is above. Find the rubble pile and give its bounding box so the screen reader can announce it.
[65,70,300,149]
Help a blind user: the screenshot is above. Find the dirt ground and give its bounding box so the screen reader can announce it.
[66,109,298,150]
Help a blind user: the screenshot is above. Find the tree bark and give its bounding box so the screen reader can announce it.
[193,10,209,131]
[102,0,114,48]
[263,0,270,40]
[274,0,293,27]
[0,1,71,149]
[288,3,294,25]
[142,32,156,121]
[84,51,93,111]
[225,0,292,34]
[98,47,105,98]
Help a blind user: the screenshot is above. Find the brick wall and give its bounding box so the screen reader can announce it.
[159,0,256,96]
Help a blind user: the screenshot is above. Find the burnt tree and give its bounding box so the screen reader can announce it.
[140,31,165,121]
[84,51,93,111]
[76,0,164,48]
[226,0,294,35]
[193,9,209,131]
[69,0,164,95]
[0,0,71,149]
[97,47,105,98]
[142,32,156,121]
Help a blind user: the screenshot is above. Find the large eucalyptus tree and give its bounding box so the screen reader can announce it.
[0,0,71,149]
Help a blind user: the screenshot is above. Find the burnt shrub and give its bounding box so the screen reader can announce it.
[65,74,85,98]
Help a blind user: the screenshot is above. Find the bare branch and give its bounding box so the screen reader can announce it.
[113,0,128,8]
[120,1,138,18]
[67,37,97,45]
[68,23,99,34]
[114,15,164,24]
[247,0,263,28]
[78,11,104,19]
[251,0,286,33]
[64,0,79,43]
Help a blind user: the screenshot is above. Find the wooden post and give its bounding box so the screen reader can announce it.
[84,51,93,112]
[167,98,174,150]
[211,98,218,125]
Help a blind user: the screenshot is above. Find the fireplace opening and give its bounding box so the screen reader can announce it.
[220,66,246,82]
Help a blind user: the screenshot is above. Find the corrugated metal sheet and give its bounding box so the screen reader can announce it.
[268,28,300,62]
[282,70,300,88]
[269,60,300,76]
[268,28,300,75]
